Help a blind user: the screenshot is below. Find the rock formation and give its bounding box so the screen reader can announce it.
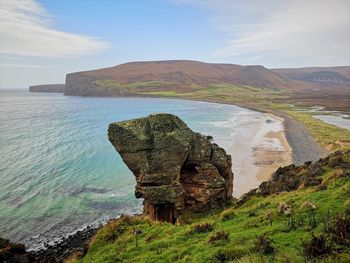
[0,237,34,263]
[108,113,233,223]
[29,84,65,93]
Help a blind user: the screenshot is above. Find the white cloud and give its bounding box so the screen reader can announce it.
[174,0,350,65]
[0,0,109,57]
[0,63,56,68]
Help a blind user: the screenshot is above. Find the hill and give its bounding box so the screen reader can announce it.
[69,150,350,263]
[272,66,350,84]
[64,60,350,111]
[64,60,295,96]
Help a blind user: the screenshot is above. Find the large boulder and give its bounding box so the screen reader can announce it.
[108,113,233,223]
[0,237,34,263]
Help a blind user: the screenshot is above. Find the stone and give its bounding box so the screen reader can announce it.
[108,113,233,223]
[0,237,34,263]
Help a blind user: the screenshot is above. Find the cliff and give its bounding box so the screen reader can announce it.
[108,113,233,223]
[29,84,65,93]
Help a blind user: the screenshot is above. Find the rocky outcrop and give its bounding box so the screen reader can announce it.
[0,225,99,263]
[0,237,34,263]
[29,84,65,93]
[108,113,233,223]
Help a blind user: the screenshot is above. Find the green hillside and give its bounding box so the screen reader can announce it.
[69,150,350,263]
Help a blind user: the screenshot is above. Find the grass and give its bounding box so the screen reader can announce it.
[269,103,350,151]
[70,154,350,263]
[286,111,350,151]
[94,80,169,89]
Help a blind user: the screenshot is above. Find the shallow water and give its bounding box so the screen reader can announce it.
[0,91,281,249]
[313,114,350,131]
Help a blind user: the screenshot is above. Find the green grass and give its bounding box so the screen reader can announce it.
[71,155,350,263]
[269,103,350,151]
[286,111,350,151]
[94,80,169,89]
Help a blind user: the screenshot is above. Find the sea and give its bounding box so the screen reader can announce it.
[0,90,281,250]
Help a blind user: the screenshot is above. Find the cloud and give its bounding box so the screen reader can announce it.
[173,0,350,65]
[0,0,109,57]
[0,63,56,68]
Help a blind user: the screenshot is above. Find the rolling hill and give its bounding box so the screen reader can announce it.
[64,61,350,102]
[64,60,296,96]
[272,66,350,84]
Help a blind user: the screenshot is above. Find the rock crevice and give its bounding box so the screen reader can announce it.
[108,113,233,223]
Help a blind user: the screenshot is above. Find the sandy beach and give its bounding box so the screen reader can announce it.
[255,114,292,182]
[229,113,293,197]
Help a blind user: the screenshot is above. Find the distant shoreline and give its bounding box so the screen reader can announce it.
[23,87,326,164]
[23,88,325,165]
[24,89,323,187]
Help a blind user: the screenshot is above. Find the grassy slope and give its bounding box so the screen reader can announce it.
[71,151,350,263]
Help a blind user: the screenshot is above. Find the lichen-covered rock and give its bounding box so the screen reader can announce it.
[108,113,233,223]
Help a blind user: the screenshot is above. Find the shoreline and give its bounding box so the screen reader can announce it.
[23,90,327,164]
[5,92,326,259]
[229,111,293,197]
[255,114,293,182]
[27,107,318,262]
[103,93,325,165]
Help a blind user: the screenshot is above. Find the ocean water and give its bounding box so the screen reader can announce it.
[0,91,280,249]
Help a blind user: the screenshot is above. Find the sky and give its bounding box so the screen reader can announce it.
[0,0,349,89]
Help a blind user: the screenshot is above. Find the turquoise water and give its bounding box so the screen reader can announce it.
[0,91,268,249]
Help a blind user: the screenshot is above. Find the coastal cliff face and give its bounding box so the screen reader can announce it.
[65,73,101,96]
[65,72,136,96]
[108,113,233,223]
[29,84,65,93]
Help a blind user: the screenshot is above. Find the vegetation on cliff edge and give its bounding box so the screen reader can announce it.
[69,150,350,263]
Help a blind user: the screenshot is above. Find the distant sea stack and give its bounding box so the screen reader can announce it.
[108,113,233,223]
[29,84,65,93]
